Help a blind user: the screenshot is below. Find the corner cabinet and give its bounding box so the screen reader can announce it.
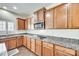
[54,4,68,29]
[17,18,27,30]
[17,36,23,47]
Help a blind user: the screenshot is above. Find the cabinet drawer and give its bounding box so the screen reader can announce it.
[55,50,73,56]
[43,42,53,47]
[55,45,75,55]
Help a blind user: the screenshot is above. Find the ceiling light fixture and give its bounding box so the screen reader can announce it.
[13,6,17,10]
[3,6,7,9]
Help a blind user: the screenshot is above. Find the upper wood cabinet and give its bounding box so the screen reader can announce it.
[34,7,46,22]
[25,19,28,30]
[68,4,79,28]
[45,9,54,29]
[34,12,38,22]
[43,41,54,56]
[54,4,68,29]
[27,18,31,29]
[17,36,23,47]
[17,18,27,30]
[38,8,46,21]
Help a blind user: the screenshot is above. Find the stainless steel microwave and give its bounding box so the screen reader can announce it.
[34,21,45,30]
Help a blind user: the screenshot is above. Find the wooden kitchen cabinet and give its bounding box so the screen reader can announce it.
[31,39,36,53]
[76,51,79,56]
[17,18,26,30]
[43,42,54,56]
[38,8,46,21]
[45,9,54,29]
[17,36,23,47]
[55,45,76,56]
[36,39,42,56]
[54,4,68,29]
[27,18,31,29]
[25,19,28,30]
[23,36,27,47]
[68,4,79,28]
[55,50,72,56]
[26,36,31,49]
[8,37,17,50]
[34,7,46,22]
[34,12,38,22]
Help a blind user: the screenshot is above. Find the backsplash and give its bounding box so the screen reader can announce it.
[26,29,79,39]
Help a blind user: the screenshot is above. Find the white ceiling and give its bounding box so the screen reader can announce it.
[0,3,54,17]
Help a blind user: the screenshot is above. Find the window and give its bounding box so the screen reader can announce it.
[8,22,15,31]
[0,21,6,31]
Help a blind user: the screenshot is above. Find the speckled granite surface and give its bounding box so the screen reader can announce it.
[0,33,79,51]
[42,36,79,50]
[26,34,79,51]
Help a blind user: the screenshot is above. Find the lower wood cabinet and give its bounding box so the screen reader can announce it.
[43,42,54,56]
[26,36,31,49]
[36,39,42,56]
[8,37,17,50]
[55,50,72,56]
[55,45,76,56]
[17,36,23,47]
[23,36,27,47]
[76,51,79,56]
[31,39,36,53]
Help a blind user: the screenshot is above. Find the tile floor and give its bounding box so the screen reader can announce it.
[14,47,36,56]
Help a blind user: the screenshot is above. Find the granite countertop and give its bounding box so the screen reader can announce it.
[0,33,79,51]
[42,36,79,50]
[25,34,79,50]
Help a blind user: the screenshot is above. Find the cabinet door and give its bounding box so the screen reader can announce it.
[27,37,31,49]
[25,19,28,30]
[55,50,72,56]
[36,39,42,56]
[31,39,35,52]
[38,10,44,21]
[23,36,27,47]
[8,38,17,50]
[28,18,31,29]
[55,45,76,56]
[43,42,53,56]
[17,36,23,47]
[17,18,26,30]
[77,51,79,56]
[54,4,68,28]
[34,12,38,22]
[45,9,54,29]
[68,4,79,28]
